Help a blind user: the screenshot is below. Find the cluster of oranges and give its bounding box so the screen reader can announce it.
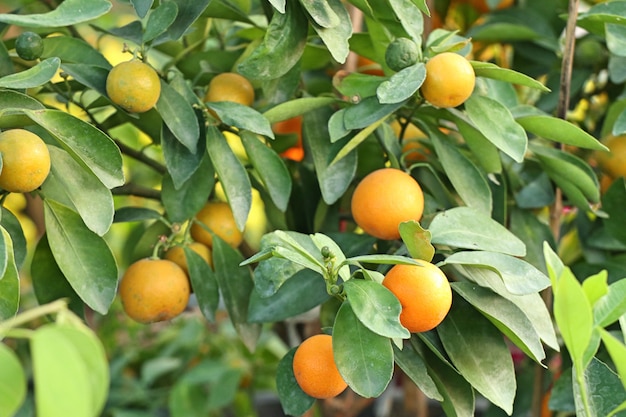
[118,201,242,324]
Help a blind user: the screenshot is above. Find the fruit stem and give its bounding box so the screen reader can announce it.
[0,299,68,339]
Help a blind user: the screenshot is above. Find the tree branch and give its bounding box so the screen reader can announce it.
[112,183,161,200]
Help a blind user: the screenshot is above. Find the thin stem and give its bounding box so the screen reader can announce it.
[111,183,162,200]
[0,299,68,338]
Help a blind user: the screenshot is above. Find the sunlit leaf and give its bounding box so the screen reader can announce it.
[0,0,112,27]
[0,58,60,89]
[0,344,26,417]
[0,228,18,321]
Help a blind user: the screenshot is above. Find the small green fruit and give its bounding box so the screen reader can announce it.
[15,31,44,61]
[385,37,420,72]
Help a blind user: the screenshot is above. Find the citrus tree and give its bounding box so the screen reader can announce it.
[1,0,626,416]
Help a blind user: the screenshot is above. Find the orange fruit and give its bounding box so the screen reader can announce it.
[190,201,244,248]
[350,168,425,240]
[164,241,213,273]
[292,334,347,399]
[593,134,626,179]
[356,55,385,76]
[204,72,255,106]
[0,129,50,193]
[119,258,191,323]
[273,116,305,162]
[390,119,430,163]
[382,261,452,332]
[106,60,161,113]
[420,52,475,108]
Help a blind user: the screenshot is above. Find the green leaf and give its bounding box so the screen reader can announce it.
[113,206,163,223]
[443,251,550,295]
[518,115,607,151]
[162,122,204,189]
[346,254,422,266]
[153,0,210,45]
[0,57,60,89]
[430,129,493,213]
[0,227,19,321]
[184,247,219,323]
[343,96,406,130]
[300,0,340,27]
[344,279,410,339]
[41,146,114,236]
[237,2,308,80]
[399,220,435,262]
[574,357,626,417]
[212,236,261,351]
[30,234,84,317]
[0,0,111,27]
[1,208,27,270]
[455,116,502,173]
[248,268,329,322]
[42,36,111,69]
[0,343,26,417]
[429,207,526,256]
[24,109,124,189]
[276,348,315,416]
[143,1,178,43]
[553,267,593,372]
[43,200,118,315]
[599,329,626,391]
[162,155,214,223]
[376,63,426,104]
[0,89,44,112]
[263,97,338,123]
[452,282,546,364]
[131,0,153,18]
[310,233,351,281]
[304,107,357,205]
[392,341,443,401]
[240,131,292,212]
[156,80,200,153]
[464,95,528,163]
[438,296,516,415]
[310,0,352,63]
[389,0,425,45]
[471,61,550,91]
[60,64,109,97]
[582,270,609,307]
[333,301,394,398]
[206,102,274,138]
[594,278,626,327]
[206,126,252,232]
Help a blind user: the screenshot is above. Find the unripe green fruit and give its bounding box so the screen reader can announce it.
[385,37,420,72]
[15,31,44,61]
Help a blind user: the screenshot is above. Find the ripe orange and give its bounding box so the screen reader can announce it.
[390,119,430,163]
[106,60,161,113]
[0,129,50,192]
[273,116,305,162]
[119,258,191,324]
[164,241,213,273]
[593,134,626,179]
[292,334,347,399]
[350,168,425,240]
[382,261,452,332]
[420,52,475,108]
[190,201,244,248]
[204,72,255,106]
[356,55,385,76]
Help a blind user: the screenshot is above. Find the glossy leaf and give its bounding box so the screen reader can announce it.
[161,155,214,223]
[389,0,425,44]
[581,270,609,307]
[0,343,26,417]
[113,207,163,223]
[0,89,44,111]
[41,146,114,236]
[185,247,219,323]
[263,97,337,123]
[518,115,607,150]
[574,357,626,417]
[131,0,153,18]
[310,233,351,281]
[310,0,352,63]
[0,0,111,27]
[30,235,84,317]
[276,348,315,416]
[153,0,211,45]
[43,200,118,315]
[248,268,329,322]
[143,1,178,43]
[156,80,200,153]
[0,224,7,280]
[600,329,626,391]
[42,37,111,69]
[430,129,493,214]
[1,208,27,270]
[300,0,339,27]
[344,279,410,339]
[60,64,109,97]
[212,235,261,351]
[343,96,406,130]
[333,301,394,398]
[455,116,502,174]
[0,227,19,321]
[399,220,435,262]
[207,103,274,138]
[438,296,516,415]
[443,251,550,295]
[0,57,60,89]
[206,126,252,231]
[237,2,308,80]
[392,341,443,401]
[429,207,526,256]
[471,61,550,91]
[594,278,626,327]
[304,107,357,205]
[24,109,124,189]
[465,95,528,163]
[452,282,546,364]
[162,121,204,189]
[376,63,426,104]
[554,267,593,372]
